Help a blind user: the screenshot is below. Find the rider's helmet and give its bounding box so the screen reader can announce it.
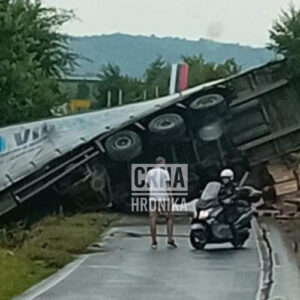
[220,169,234,182]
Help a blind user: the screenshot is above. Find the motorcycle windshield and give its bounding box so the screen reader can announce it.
[197,181,221,210]
[201,182,221,201]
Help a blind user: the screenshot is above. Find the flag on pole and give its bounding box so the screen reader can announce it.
[169,63,189,95]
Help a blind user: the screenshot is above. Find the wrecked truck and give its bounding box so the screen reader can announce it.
[1,58,300,218]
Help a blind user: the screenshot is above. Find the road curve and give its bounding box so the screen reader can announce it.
[15,222,262,300]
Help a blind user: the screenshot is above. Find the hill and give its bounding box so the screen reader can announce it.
[70,33,275,78]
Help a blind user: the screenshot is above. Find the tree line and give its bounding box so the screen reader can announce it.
[0,0,299,126]
[90,56,240,109]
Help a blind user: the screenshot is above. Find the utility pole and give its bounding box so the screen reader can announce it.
[118,89,123,106]
[107,90,112,108]
[155,86,159,98]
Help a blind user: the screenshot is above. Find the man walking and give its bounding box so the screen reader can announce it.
[146,157,177,249]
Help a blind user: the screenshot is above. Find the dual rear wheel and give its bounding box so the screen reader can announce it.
[105,113,186,162]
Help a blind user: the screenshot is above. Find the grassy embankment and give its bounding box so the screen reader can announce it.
[0,213,115,300]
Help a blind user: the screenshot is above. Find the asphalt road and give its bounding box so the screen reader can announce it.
[16,222,261,300]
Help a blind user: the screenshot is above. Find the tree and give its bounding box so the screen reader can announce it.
[95,63,144,107]
[97,63,122,81]
[182,54,240,87]
[0,0,77,126]
[94,55,240,108]
[144,56,171,98]
[268,5,300,78]
[95,63,123,107]
[182,54,205,67]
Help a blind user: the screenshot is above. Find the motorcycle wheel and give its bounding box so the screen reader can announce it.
[190,229,207,250]
[231,230,249,249]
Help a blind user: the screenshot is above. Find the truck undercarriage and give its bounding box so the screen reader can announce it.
[1,58,300,220]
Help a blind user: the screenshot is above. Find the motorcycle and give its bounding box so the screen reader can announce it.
[189,181,262,250]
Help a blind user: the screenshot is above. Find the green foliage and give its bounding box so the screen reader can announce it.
[94,57,172,109]
[0,213,114,300]
[0,0,77,127]
[93,55,241,109]
[182,54,240,87]
[268,5,300,78]
[144,56,171,98]
[94,63,145,108]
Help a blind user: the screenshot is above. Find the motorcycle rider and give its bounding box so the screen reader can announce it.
[219,169,237,200]
[218,169,238,224]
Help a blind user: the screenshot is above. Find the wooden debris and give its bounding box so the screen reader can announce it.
[275,214,296,220]
[282,202,298,214]
[267,162,296,183]
[255,209,281,217]
[283,198,300,211]
[274,180,298,196]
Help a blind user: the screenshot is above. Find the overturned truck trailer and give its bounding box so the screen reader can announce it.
[1,58,300,217]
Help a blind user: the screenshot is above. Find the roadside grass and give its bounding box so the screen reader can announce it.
[0,213,116,300]
[0,249,53,300]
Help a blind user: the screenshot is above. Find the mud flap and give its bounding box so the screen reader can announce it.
[0,192,17,217]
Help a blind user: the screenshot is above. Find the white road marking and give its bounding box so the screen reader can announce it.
[253,218,267,300]
[15,255,89,300]
[88,265,120,269]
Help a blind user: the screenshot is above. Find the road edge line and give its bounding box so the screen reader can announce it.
[13,255,89,300]
[253,217,274,300]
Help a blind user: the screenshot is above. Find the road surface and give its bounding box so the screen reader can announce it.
[15,219,264,300]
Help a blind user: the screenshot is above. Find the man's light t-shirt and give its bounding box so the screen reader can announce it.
[146,167,171,201]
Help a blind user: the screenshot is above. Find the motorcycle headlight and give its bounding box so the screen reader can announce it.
[198,209,212,220]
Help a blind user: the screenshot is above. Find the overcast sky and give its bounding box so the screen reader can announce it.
[43,0,297,47]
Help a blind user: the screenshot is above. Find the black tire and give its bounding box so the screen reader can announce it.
[148,113,186,140]
[231,230,249,249]
[90,175,106,192]
[231,240,244,249]
[188,94,227,128]
[190,228,207,250]
[190,94,225,111]
[105,130,142,162]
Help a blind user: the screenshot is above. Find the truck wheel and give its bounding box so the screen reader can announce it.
[190,94,225,111]
[148,113,186,140]
[105,130,142,162]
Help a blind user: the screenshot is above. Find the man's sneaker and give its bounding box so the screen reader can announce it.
[167,240,178,249]
[151,242,158,249]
